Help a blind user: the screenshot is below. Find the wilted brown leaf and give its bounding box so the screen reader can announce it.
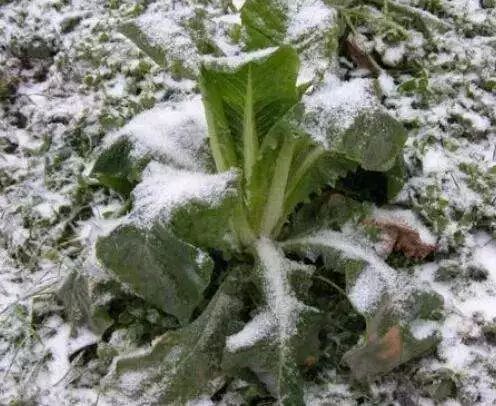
[344,36,381,76]
[366,219,437,259]
[375,325,402,362]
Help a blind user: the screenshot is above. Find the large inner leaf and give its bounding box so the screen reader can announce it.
[199,46,300,174]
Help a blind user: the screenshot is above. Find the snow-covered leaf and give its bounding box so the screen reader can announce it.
[223,239,321,404]
[118,3,223,77]
[106,270,246,404]
[91,137,148,195]
[241,0,342,82]
[282,230,443,381]
[96,222,213,325]
[302,76,407,172]
[91,96,212,195]
[95,158,239,323]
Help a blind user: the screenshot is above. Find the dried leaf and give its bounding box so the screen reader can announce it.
[344,36,381,76]
[367,219,437,259]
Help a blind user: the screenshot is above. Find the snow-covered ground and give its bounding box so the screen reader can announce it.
[1,0,496,404]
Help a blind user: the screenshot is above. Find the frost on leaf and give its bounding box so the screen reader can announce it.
[302,75,407,172]
[118,3,223,77]
[130,161,239,251]
[106,272,246,405]
[95,157,239,322]
[91,96,211,195]
[283,230,443,381]
[96,222,213,325]
[222,239,321,405]
[241,0,342,82]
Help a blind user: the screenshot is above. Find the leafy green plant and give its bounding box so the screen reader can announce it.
[89,1,443,404]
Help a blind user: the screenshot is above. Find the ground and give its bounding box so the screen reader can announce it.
[1,0,496,405]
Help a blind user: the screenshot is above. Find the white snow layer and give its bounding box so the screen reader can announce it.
[106,96,209,172]
[226,239,313,352]
[286,0,334,42]
[284,230,397,313]
[302,75,376,148]
[131,162,237,227]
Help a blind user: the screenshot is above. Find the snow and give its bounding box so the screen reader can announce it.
[133,4,198,73]
[130,161,237,227]
[201,47,279,70]
[422,148,452,174]
[254,238,307,339]
[410,320,439,340]
[348,264,389,313]
[286,0,334,42]
[473,235,496,277]
[42,318,98,385]
[382,44,406,67]
[284,230,397,313]
[302,75,376,148]
[106,74,127,98]
[226,312,273,351]
[226,239,314,354]
[105,95,209,172]
[378,72,396,96]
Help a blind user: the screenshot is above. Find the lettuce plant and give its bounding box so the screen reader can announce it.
[90,2,443,404]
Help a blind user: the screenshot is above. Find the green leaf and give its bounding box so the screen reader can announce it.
[241,0,288,49]
[281,194,371,239]
[241,0,342,75]
[282,148,358,231]
[282,230,443,381]
[91,96,212,195]
[168,191,239,253]
[222,239,321,405]
[119,22,168,68]
[96,222,213,324]
[334,110,407,172]
[57,271,114,336]
[199,46,303,241]
[107,271,246,404]
[91,138,148,195]
[199,46,300,173]
[386,155,407,199]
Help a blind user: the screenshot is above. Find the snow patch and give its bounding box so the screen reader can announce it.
[285,230,397,313]
[302,76,376,148]
[107,96,208,172]
[131,162,237,227]
[410,320,439,340]
[201,47,279,70]
[226,312,273,351]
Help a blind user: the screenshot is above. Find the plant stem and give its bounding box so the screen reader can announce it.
[314,275,347,297]
[285,145,325,203]
[232,200,256,247]
[260,137,296,237]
